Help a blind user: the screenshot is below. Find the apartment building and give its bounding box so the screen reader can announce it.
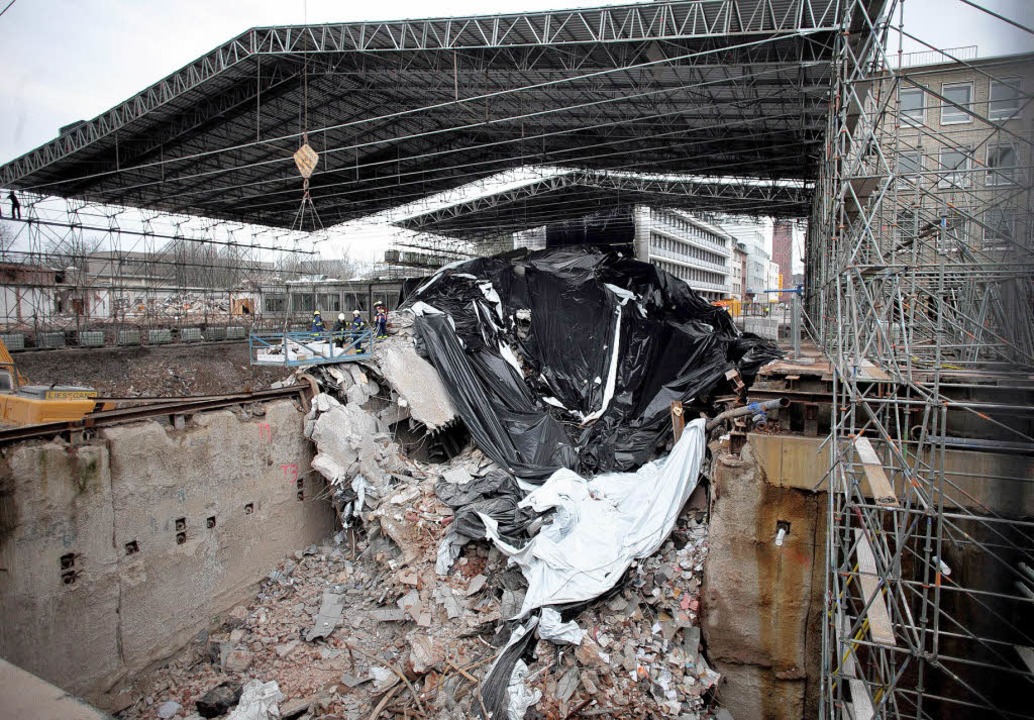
[635,206,732,301]
[718,221,772,302]
[889,51,1032,255]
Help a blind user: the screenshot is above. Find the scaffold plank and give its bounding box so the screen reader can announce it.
[839,617,875,720]
[853,436,898,507]
[854,529,896,647]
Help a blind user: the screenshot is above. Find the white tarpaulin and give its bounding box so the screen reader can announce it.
[482,418,706,617]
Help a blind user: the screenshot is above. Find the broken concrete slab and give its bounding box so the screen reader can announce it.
[370,607,407,623]
[374,341,457,431]
[407,633,446,674]
[280,697,312,720]
[463,574,487,596]
[441,467,473,485]
[275,640,301,658]
[304,588,347,642]
[222,649,253,673]
[432,586,464,619]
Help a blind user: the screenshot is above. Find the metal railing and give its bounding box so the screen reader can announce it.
[248,329,374,367]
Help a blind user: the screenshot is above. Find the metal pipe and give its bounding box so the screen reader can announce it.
[706,397,789,432]
[907,429,1034,455]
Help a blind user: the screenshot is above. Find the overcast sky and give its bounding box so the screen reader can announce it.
[1,0,1031,165]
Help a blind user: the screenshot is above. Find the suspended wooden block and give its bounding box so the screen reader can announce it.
[294,143,319,179]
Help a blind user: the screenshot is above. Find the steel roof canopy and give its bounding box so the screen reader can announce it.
[0,1,874,231]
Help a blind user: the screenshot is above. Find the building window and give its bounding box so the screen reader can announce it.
[941,83,972,125]
[291,294,316,312]
[897,151,922,187]
[983,209,1015,249]
[899,86,925,125]
[264,295,286,313]
[989,79,1021,121]
[938,148,971,188]
[986,144,1018,186]
[896,209,918,248]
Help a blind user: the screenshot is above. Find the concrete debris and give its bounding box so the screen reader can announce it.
[373,337,457,431]
[279,697,312,720]
[441,467,472,485]
[223,649,254,674]
[156,700,182,719]
[304,587,347,642]
[115,331,718,720]
[407,633,447,674]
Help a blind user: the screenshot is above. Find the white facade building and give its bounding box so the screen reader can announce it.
[634,207,732,301]
[719,221,771,301]
[766,261,781,303]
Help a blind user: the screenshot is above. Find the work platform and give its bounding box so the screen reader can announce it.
[249,330,374,367]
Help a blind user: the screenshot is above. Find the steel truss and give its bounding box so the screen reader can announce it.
[0,195,319,336]
[394,166,811,241]
[808,2,1034,718]
[0,1,853,231]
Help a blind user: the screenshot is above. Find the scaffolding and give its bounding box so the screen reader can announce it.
[0,1,1029,712]
[0,193,321,337]
[808,2,1034,718]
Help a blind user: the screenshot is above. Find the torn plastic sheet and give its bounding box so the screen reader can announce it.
[538,607,584,645]
[435,470,536,547]
[483,418,706,617]
[478,616,540,720]
[505,660,542,720]
[226,680,284,720]
[405,247,779,477]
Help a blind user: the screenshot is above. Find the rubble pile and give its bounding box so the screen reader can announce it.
[109,250,780,719]
[112,350,724,720]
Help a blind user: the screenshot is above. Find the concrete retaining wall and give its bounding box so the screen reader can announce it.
[702,442,825,720]
[703,432,1032,719]
[0,399,335,698]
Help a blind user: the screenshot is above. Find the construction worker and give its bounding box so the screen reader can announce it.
[332,312,348,348]
[373,302,388,339]
[349,309,367,353]
[310,309,325,337]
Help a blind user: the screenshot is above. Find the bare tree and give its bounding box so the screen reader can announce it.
[0,221,15,262]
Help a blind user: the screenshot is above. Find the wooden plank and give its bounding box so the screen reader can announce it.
[840,617,875,720]
[853,436,899,507]
[670,401,685,443]
[854,529,897,647]
[857,359,892,382]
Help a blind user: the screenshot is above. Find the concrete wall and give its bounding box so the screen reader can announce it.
[0,399,336,698]
[0,659,109,720]
[703,432,1032,720]
[748,432,1034,515]
[702,442,826,720]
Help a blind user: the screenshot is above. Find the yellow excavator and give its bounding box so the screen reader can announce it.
[0,340,108,425]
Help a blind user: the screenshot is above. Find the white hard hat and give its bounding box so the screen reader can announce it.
[352,309,361,315]
[338,313,345,321]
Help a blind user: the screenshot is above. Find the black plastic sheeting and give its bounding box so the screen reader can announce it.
[435,470,537,547]
[477,617,539,720]
[406,247,780,479]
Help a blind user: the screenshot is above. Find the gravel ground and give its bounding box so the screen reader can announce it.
[13,342,292,398]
